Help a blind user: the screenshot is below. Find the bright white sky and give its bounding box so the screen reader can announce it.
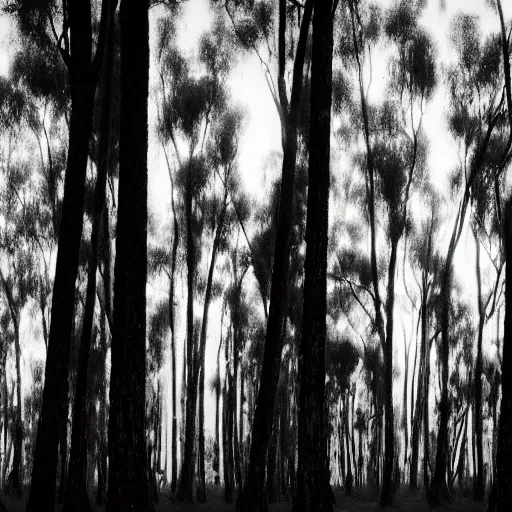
[1,0,512,480]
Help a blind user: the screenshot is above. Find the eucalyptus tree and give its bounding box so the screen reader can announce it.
[0,82,42,496]
[430,11,511,503]
[338,0,436,504]
[196,109,244,502]
[294,0,334,509]
[490,0,512,508]
[325,338,360,494]
[408,190,442,491]
[8,36,69,354]
[218,2,318,509]
[1,1,119,508]
[157,12,240,501]
[106,0,150,509]
[470,191,504,501]
[64,5,117,510]
[146,301,168,503]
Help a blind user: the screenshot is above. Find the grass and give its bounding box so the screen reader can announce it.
[0,487,488,511]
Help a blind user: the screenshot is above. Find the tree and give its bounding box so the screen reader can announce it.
[294,0,334,510]
[430,10,511,503]
[2,1,120,508]
[236,2,314,510]
[63,4,117,510]
[106,0,151,509]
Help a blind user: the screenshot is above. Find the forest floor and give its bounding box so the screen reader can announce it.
[0,487,487,511]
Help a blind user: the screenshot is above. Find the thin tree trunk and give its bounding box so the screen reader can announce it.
[197,201,228,503]
[294,1,333,509]
[106,0,151,509]
[473,225,485,501]
[12,324,22,496]
[96,306,107,506]
[168,152,179,498]
[489,201,512,510]
[410,288,427,490]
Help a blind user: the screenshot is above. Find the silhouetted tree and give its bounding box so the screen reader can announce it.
[106,0,151,510]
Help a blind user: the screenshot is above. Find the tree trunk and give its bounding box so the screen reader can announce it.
[58,379,69,503]
[381,239,398,506]
[489,200,512,511]
[423,339,431,492]
[410,288,428,490]
[96,307,107,506]
[168,153,179,498]
[176,154,198,504]
[26,0,111,507]
[294,1,333,509]
[106,0,151,509]
[237,2,314,511]
[12,324,22,496]
[197,202,227,503]
[473,225,485,501]
[64,6,115,509]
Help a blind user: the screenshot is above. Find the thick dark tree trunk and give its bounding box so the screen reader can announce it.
[64,5,115,510]
[489,200,512,511]
[26,1,112,508]
[294,1,333,510]
[237,3,313,511]
[176,164,198,504]
[106,0,151,510]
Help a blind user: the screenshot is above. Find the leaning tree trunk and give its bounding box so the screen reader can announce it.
[106,0,151,510]
[26,1,113,508]
[64,5,115,509]
[294,1,333,509]
[237,3,314,511]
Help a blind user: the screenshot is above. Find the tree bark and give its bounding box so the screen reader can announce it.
[294,0,333,509]
[237,2,314,510]
[106,0,151,509]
